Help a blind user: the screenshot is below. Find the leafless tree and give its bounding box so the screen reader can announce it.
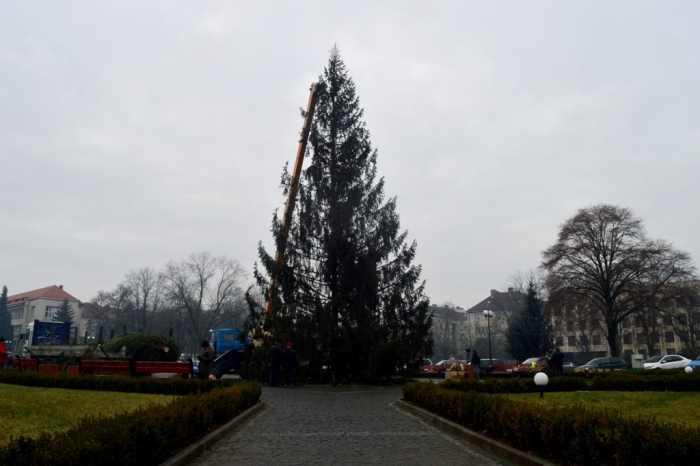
[124,267,165,334]
[163,252,247,347]
[431,303,469,360]
[542,204,695,356]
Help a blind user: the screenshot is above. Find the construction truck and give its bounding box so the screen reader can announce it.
[207,328,251,379]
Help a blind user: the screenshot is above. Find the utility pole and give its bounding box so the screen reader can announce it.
[264,83,319,331]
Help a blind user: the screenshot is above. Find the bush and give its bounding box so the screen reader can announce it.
[0,381,261,466]
[0,368,240,395]
[101,334,179,362]
[443,371,700,393]
[403,381,700,466]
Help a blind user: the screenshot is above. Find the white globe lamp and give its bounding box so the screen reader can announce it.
[685,366,693,374]
[534,372,549,398]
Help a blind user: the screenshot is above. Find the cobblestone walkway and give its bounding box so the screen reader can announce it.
[188,385,513,466]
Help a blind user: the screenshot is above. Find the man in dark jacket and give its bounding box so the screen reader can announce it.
[552,347,565,376]
[281,342,298,387]
[197,340,215,380]
[471,350,481,380]
[269,340,282,387]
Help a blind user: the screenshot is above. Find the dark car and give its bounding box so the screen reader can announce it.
[479,358,517,377]
[575,357,627,372]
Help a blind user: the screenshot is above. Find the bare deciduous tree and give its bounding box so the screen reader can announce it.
[163,252,247,347]
[542,204,695,356]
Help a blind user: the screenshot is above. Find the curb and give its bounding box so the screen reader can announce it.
[395,400,556,466]
[159,401,267,466]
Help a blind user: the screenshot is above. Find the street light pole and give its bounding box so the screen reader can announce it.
[483,310,494,363]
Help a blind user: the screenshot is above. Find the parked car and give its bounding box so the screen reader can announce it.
[419,359,469,378]
[575,357,627,372]
[644,355,691,370]
[562,362,576,372]
[642,355,663,368]
[514,357,549,375]
[479,358,517,377]
[686,356,700,370]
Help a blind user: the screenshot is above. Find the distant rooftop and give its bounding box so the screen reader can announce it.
[467,288,524,313]
[7,285,78,305]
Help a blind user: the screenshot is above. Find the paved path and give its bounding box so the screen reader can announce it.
[188,385,512,466]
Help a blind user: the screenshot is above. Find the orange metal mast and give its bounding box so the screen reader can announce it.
[264,83,319,329]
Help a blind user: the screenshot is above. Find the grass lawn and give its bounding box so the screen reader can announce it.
[0,383,174,445]
[505,391,700,428]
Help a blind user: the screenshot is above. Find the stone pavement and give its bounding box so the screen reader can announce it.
[188,385,513,466]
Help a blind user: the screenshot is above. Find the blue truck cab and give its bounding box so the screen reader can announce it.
[208,328,249,356]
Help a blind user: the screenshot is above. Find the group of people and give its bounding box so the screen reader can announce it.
[268,339,298,387]
[546,347,565,376]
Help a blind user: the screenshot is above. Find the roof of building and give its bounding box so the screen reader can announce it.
[467,288,524,314]
[7,285,78,306]
[428,305,468,320]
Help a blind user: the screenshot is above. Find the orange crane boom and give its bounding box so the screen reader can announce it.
[264,83,319,329]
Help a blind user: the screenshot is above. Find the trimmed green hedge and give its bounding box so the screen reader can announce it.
[0,368,239,395]
[444,371,700,393]
[404,381,700,466]
[0,381,261,466]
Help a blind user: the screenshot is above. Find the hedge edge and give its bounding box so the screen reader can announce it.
[159,401,266,466]
[396,400,556,466]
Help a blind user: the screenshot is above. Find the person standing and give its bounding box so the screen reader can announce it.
[269,340,282,387]
[197,340,215,380]
[0,337,9,370]
[553,347,565,376]
[471,350,481,380]
[281,341,298,387]
[546,347,554,375]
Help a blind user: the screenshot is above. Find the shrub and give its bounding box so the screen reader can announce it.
[403,381,700,466]
[101,334,179,362]
[0,368,240,395]
[0,382,261,466]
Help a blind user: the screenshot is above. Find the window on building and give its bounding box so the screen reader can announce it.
[556,336,564,347]
[639,349,647,359]
[10,308,24,320]
[665,332,675,343]
[566,321,573,332]
[623,333,632,344]
[678,315,688,325]
[679,331,689,343]
[554,321,562,332]
[635,317,643,326]
[579,321,587,330]
[651,332,660,344]
[592,334,601,346]
[622,318,631,329]
[45,306,60,318]
[580,335,589,345]
[30,306,35,318]
[666,348,676,355]
[568,336,575,346]
[662,315,673,326]
[637,334,645,344]
[693,312,700,323]
[651,348,662,356]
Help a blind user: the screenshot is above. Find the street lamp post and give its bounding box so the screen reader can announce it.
[483,310,494,363]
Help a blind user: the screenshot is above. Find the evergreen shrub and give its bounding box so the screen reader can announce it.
[0,381,261,466]
[403,381,700,466]
[0,368,240,395]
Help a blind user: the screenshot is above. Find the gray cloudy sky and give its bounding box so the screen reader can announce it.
[2,1,699,309]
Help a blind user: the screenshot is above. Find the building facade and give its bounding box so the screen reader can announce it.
[6,285,83,353]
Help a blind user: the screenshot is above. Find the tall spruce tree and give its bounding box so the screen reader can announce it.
[0,286,10,340]
[505,281,552,362]
[251,49,432,382]
[54,298,75,324]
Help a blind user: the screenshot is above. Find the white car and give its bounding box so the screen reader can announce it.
[644,355,691,370]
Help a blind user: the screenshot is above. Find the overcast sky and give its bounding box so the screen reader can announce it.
[1,1,699,309]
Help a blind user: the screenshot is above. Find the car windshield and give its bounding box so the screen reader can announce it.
[585,358,604,366]
[521,357,539,364]
[645,355,662,363]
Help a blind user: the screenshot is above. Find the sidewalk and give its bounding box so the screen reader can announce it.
[187,385,512,466]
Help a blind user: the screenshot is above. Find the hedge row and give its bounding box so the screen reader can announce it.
[0,368,240,395]
[403,381,699,466]
[444,371,700,393]
[0,381,261,466]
